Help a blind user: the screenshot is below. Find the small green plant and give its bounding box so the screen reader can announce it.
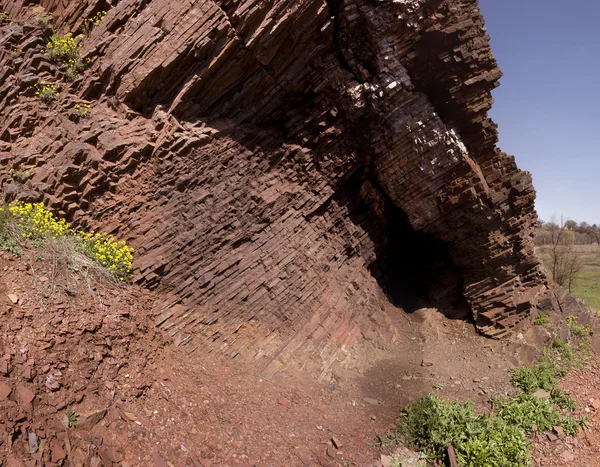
[34,81,59,104]
[64,409,79,428]
[0,11,10,24]
[33,7,52,27]
[433,383,443,391]
[534,313,548,325]
[82,11,107,32]
[551,389,576,411]
[74,103,91,118]
[10,47,22,59]
[567,315,592,337]
[9,164,34,182]
[0,236,20,256]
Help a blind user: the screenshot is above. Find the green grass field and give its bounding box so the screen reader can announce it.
[537,244,600,312]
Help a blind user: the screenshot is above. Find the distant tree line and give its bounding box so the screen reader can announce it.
[536,219,600,246]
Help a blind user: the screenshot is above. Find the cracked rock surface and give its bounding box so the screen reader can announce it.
[0,0,551,366]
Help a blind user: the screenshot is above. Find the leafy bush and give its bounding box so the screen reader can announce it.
[493,394,560,433]
[389,395,532,466]
[389,341,590,466]
[458,422,532,467]
[551,389,576,411]
[510,362,556,394]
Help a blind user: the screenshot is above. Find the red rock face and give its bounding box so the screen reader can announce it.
[0,0,549,361]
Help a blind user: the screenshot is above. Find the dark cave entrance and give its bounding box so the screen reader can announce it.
[381,203,469,319]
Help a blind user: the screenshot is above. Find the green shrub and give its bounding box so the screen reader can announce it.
[44,33,89,79]
[390,395,532,466]
[493,394,560,433]
[534,313,549,325]
[551,389,576,411]
[510,362,556,394]
[458,422,531,467]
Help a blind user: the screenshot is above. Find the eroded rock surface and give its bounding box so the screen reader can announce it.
[0,0,549,364]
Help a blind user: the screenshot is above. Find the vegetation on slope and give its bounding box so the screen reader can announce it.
[0,201,133,280]
[383,317,593,466]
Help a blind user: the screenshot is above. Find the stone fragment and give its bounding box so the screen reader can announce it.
[533,389,551,399]
[28,432,38,454]
[7,294,18,304]
[0,381,11,401]
[363,397,379,405]
[560,450,575,462]
[16,385,35,411]
[421,360,433,367]
[77,408,108,431]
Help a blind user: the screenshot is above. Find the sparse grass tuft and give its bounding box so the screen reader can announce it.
[9,164,34,183]
[33,7,52,28]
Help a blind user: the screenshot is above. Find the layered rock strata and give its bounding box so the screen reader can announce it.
[0,0,549,365]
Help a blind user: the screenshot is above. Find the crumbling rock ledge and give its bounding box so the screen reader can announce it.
[0,0,550,366]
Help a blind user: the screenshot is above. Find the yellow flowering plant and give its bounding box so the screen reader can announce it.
[7,201,69,242]
[34,81,60,103]
[74,103,91,118]
[45,33,89,79]
[82,11,107,32]
[1,201,134,280]
[75,231,134,280]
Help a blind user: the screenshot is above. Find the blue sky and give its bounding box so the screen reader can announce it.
[479,0,600,225]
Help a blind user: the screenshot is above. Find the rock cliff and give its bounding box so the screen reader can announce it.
[0,0,550,366]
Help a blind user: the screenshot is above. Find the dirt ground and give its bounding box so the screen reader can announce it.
[2,248,600,467]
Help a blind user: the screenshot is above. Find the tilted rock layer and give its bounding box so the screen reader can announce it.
[0,0,550,364]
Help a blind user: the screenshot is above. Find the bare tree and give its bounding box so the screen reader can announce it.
[546,216,584,292]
